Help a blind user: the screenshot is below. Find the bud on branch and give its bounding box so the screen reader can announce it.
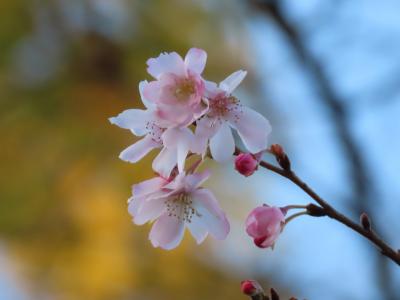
[270,144,291,172]
[360,212,371,231]
[270,288,280,300]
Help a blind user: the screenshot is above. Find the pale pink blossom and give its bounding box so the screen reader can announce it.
[245,205,285,249]
[196,70,271,162]
[152,127,197,177]
[110,81,200,177]
[128,171,230,250]
[142,48,209,127]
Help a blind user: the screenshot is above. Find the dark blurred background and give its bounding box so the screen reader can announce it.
[1,1,399,299]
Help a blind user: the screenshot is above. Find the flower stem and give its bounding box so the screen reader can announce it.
[285,211,308,225]
[235,147,400,266]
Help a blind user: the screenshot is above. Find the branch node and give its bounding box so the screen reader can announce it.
[270,288,280,300]
[306,204,326,217]
[269,144,291,172]
[360,212,371,231]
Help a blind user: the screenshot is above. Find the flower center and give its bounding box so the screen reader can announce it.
[208,93,242,121]
[174,78,196,101]
[165,193,200,222]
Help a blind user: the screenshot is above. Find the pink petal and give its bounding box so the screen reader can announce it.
[147,52,185,79]
[149,213,185,250]
[209,122,235,162]
[152,147,177,178]
[109,109,150,134]
[162,173,187,192]
[138,80,155,109]
[192,188,230,240]
[119,136,160,163]
[229,107,271,153]
[184,48,207,75]
[132,197,166,225]
[219,70,247,94]
[132,176,167,198]
[142,80,164,103]
[155,104,195,127]
[245,206,285,238]
[185,170,211,190]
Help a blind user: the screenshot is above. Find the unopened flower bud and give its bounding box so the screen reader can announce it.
[270,144,291,171]
[270,288,280,300]
[360,212,371,231]
[235,153,259,177]
[241,280,263,296]
[246,205,286,249]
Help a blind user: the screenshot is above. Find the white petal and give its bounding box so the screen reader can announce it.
[109,109,150,134]
[162,127,193,149]
[177,143,189,173]
[162,128,193,172]
[193,117,218,156]
[128,196,143,217]
[149,213,185,250]
[185,170,211,190]
[187,216,208,244]
[219,70,247,94]
[147,52,185,79]
[209,122,235,162]
[119,136,160,163]
[229,107,272,153]
[132,176,167,198]
[184,48,207,75]
[152,147,177,178]
[192,189,230,240]
[133,197,166,225]
[139,80,155,109]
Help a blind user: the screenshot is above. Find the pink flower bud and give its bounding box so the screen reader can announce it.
[235,153,259,177]
[240,280,263,296]
[245,205,286,249]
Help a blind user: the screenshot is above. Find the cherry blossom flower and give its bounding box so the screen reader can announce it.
[245,205,285,249]
[196,70,272,162]
[128,171,230,250]
[110,81,201,177]
[142,48,209,127]
[109,111,162,163]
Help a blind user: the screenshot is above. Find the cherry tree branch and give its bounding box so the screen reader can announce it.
[257,156,400,266]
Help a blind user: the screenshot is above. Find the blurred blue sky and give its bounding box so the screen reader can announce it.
[1,0,399,299]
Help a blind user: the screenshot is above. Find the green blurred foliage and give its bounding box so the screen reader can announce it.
[0,1,260,299]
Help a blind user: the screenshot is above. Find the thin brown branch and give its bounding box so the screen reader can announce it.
[257,158,400,266]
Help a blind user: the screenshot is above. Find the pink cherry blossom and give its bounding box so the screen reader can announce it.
[143,48,209,127]
[195,70,272,162]
[110,80,202,177]
[109,108,163,163]
[245,205,286,249]
[235,153,259,177]
[128,171,230,250]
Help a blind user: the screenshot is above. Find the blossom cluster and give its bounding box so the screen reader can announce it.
[110,48,273,250]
